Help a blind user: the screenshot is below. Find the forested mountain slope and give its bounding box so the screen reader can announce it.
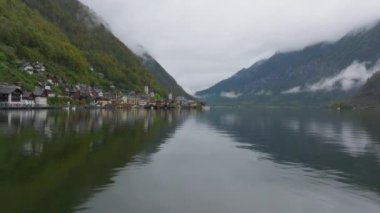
[0,0,184,95]
[196,22,380,106]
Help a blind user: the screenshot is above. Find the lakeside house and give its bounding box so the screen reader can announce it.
[175,96,188,106]
[33,87,50,107]
[95,98,111,107]
[3,61,203,109]
[0,82,203,109]
[0,84,53,108]
[0,84,23,108]
[125,92,139,106]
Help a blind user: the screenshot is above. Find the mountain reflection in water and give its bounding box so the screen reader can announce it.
[204,109,380,193]
[1,108,380,213]
[0,110,190,213]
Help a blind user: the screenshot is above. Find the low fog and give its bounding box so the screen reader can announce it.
[307,61,380,92]
[283,60,380,94]
[220,91,242,99]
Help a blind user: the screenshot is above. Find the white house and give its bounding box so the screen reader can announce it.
[139,99,148,107]
[121,95,128,104]
[33,87,49,107]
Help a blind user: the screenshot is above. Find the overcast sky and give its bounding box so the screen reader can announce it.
[80,0,380,94]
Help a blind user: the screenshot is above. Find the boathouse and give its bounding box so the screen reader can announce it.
[0,85,23,108]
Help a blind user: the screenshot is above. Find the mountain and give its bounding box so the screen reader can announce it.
[352,72,380,107]
[0,0,180,95]
[196,22,380,106]
[137,51,192,99]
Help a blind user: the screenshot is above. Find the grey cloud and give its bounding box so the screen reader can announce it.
[80,0,380,94]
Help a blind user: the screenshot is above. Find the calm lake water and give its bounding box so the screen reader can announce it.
[1,108,380,213]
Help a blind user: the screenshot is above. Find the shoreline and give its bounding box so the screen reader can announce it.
[0,105,206,111]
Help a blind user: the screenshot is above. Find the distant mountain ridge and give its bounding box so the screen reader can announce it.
[196,21,380,106]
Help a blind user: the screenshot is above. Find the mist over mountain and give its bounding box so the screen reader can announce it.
[196,21,380,106]
[353,71,380,107]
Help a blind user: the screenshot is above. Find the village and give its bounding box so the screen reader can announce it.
[0,61,205,110]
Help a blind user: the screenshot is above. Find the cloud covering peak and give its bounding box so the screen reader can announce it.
[79,0,380,94]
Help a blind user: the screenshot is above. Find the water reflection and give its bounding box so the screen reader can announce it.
[0,109,192,213]
[1,108,380,213]
[204,108,380,193]
[79,109,380,213]
[286,119,380,157]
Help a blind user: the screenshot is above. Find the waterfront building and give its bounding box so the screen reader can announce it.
[0,84,23,108]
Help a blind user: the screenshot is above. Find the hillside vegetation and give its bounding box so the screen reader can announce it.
[353,72,380,107]
[0,0,165,94]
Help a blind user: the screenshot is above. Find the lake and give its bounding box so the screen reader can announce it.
[0,108,380,213]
